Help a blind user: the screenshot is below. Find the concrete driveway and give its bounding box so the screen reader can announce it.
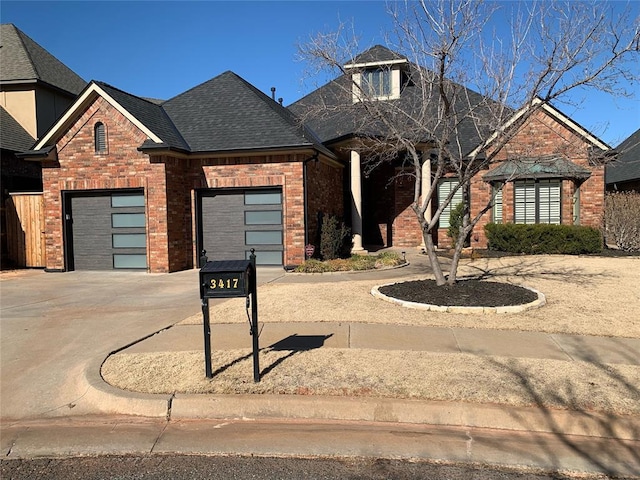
[0,267,285,421]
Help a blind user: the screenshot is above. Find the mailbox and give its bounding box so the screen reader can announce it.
[199,251,260,382]
[200,259,254,299]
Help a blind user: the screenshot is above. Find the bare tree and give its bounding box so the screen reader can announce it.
[296,0,639,286]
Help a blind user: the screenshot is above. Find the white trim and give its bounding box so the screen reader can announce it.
[470,97,610,157]
[34,83,163,150]
[344,58,408,69]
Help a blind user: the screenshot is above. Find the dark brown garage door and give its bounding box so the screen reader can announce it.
[200,189,283,266]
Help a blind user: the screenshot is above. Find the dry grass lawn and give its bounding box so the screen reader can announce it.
[102,255,640,415]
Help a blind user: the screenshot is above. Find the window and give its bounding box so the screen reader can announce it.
[111,194,145,208]
[362,69,392,98]
[112,213,146,228]
[94,122,107,153]
[245,210,282,225]
[244,191,282,205]
[437,179,463,228]
[514,180,561,224]
[492,185,503,224]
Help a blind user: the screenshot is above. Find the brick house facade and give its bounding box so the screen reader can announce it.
[290,46,610,252]
[24,74,343,272]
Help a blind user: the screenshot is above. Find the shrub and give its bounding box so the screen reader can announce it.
[484,223,602,254]
[447,202,464,247]
[320,214,352,260]
[294,251,405,273]
[604,192,640,252]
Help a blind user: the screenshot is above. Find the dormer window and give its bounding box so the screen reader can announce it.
[362,69,392,98]
[94,122,107,153]
[346,56,407,103]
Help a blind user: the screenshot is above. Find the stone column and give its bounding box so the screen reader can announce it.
[350,150,366,253]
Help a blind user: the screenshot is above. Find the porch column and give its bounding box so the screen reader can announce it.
[350,150,365,253]
[420,151,432,248]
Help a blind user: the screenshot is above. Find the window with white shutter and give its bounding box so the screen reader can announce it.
[514,180,561,224]
[438,179,463,228]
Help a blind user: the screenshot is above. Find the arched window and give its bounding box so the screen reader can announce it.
[94,122,107,153]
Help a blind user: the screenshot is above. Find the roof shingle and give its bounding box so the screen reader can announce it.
[0,23,86,95]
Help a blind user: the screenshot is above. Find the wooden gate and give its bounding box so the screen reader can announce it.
[5,193,45,267]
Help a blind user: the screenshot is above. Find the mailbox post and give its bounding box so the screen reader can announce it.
[199,250,260,382]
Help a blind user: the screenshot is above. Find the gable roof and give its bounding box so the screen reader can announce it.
[606,128,640,185]
[344,45,408,67]
[0,105,35,152]
[0,23,86,95]
[31,72,334,158]
[471,97,611,157]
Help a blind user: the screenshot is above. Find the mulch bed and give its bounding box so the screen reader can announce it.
[379,279,539,307]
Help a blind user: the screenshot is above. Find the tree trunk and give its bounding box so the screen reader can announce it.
[423,228,446,286]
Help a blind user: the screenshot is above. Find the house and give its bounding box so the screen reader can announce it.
[20,73,343,272]
[606,128,640,192]
[1,23,86,266]
[290,45,611,251]
[20,42,612,273]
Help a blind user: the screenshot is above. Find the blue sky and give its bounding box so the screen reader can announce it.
[2,1,638,146]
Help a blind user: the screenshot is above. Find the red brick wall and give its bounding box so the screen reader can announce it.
[437,108,605,248]
[42,95,338,272]
[196,154,307,268]
[306,158,344,250]
[43,97,171,272]
[393,173,422,246]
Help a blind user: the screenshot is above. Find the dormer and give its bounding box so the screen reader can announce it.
[344,45,409,103]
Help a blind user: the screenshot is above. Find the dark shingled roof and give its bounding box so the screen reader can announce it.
[346,45,408,65]
[289,46,500,157]
[162,71,330,154]
[0,105,35,152]
[37,73,332,158]
[95,82,189,152]
[606,128,640,185]
[0,23,86,95]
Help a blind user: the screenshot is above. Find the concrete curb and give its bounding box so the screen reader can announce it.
[80,357,170,419]
[371,281,546,314]
[169,393,639,440]
[85,355,639,441]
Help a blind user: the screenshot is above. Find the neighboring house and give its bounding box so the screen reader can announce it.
[606,128,640,192]
[1,23,86,266]
[290,45,611,250]
[20,73,343,272]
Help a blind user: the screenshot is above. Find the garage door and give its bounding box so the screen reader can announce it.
[200,189,283,266]
[69,191,147,270]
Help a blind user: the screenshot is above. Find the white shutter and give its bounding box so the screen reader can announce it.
[515,181,535,224]
[438,179,462,228]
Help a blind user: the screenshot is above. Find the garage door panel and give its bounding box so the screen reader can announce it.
[201,189,283,266]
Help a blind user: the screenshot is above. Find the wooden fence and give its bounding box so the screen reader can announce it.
[5,193,45,268]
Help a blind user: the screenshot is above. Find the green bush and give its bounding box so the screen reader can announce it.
[320,214,352,260]
[447,202,464,247]
[484,223,603,255]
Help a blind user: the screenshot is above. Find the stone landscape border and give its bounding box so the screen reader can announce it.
[371,281,546,314]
